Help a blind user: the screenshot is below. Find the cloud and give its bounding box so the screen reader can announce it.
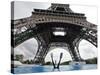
[13,1,51,19]
[79,40,97,59]
[13,2,97,61]
[14,38,38,60]
[14,38,97,62]
[70,5,98,25]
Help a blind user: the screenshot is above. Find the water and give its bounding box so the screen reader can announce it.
[12,64,97,74]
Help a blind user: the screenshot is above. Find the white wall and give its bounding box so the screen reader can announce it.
[0,0,100,75]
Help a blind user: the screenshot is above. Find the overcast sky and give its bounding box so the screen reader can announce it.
[13,1,97,63]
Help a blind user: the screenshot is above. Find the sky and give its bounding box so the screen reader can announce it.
[13,1,97,63]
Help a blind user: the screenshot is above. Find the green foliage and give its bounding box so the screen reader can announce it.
[43,61,52,65]
[15,55,23,62]
[85,57,97,64]
[60,61,71,65]
[23,60,34,64]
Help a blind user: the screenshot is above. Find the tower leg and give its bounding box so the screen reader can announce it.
[68,43,80,61]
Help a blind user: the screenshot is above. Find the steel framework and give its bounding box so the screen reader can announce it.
[11,3,97,64]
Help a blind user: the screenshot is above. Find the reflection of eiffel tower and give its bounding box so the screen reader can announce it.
[51,53,63,70]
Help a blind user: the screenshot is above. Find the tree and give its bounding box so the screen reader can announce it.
[15,54,24,62]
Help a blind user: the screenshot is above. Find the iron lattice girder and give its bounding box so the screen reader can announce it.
[12,22,97,48]
[12,3,97,35]
[12,3,97,47]
[33,29,97,64]
[33,39,82,63]
[12,28,36,47]
[33,35,49,64]
[29,28,97,64]
[12,13,97,30]
[82,30,97,47]
[12,22,84,47]
[12,3,98,64]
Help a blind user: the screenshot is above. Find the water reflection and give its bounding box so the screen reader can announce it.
[13,64,97,74]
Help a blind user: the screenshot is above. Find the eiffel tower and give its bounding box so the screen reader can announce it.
[11,3,97,64]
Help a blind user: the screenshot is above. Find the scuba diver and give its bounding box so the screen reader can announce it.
[51,52,63,71]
